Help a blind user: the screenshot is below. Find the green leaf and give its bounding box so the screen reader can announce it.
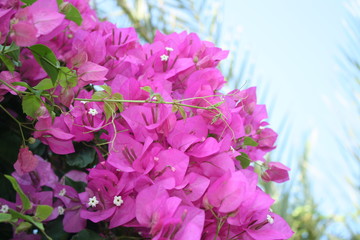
[141,86,153,94]
[236,153,251,169]
[29,44,60,84]
[92,91,109,100]
[103,102,116,120]
[0,55,15,72]
[2,42,20,61]
[66,147,96,168]
[112,93,124,112]
[243,136,259,147]
[4,175,31,210]
[34,78,55,90]
[9,209,44,231]
[58,67,78,88]
[12,81,32,91]
[100,85,112,95]
[0,213,12,222]
[22,95,41,118]
[61,3,83,26]
[16,221,32,233]
[20,0,37,5]
[178,106,187,120]
[34,205,53,222]
[64,177,86,193]
[71,229,102,240]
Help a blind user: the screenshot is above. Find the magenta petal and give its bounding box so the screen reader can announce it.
[78,61,108,82]
[11,22,37,46]
[63,209,86,233]
[109,197,136,228]
[187,137,220,158]
[14,146,39,175]
[80,207,116,223]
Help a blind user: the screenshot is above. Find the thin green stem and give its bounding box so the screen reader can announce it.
[0,104,36,131]
[0,79,28,95]
[74,98,219,110]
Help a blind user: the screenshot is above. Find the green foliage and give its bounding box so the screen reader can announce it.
[60,2,83,26]
[235,152,251,169]
[71,229,102,240]
[20,0,37,5]
[64,177,86,193]
[22,95,41,118]
[243,136,259,147]
[29,44,60,84]
[66,147,96,168]
[4,175,31,210]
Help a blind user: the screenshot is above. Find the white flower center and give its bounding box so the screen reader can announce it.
[58,206,65,215]
[267,214,274,224]
[113,196,124,207]
[80,100,88,104]
[59,188,66,197]
[0,204,9,213]
[88,196,99,207]
[160,54,169,61]
[88,108,98,116]
[165,47,174,52]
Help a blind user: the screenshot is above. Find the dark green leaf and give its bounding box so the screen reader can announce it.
[61,3,83,26]
[236,153,251,169]
[0,213,12,223]
[66,147,96,168]
[71,229,102,240]
[34,205,53,222]
[0,55,15,72]
[58,67,78,88]
[20,0,37,5]
[4,175,31,210]
[29,44,59,84]
[34,78,55,90]
[45,218,70,240]
[22,95,41,118]
[64,177,86,193]
[2,42,20,61]
[243,136,259,147]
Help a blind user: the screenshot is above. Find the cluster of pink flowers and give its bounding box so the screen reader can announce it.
[0,0,293,239]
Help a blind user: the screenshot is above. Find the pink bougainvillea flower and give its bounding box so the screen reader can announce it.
[0,71,26,101]
[203,170,250,213]
[11,21,38,46]
[27,0,64,36]
[77,61,108,87]
[13,155,58,189]
[13,146,39,176]
[262,162,290,183]
[34,115,75,154]
[80,169,136,228]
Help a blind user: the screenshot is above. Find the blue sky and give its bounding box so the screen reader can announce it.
[220,0,359,235]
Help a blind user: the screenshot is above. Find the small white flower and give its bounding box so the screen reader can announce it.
[88,196,99,207]
[160,54,169,61]
[0,204,9,213]
[58,206,65,215]
[113,196,124,207]
[154,157,159,161]
[165,47,174,52]
[59,188,66,197]
[267,214,274,224]
[33,229,39,234]
[88,108,98,116]
[170,166,176,172]
[80,100,88,104]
